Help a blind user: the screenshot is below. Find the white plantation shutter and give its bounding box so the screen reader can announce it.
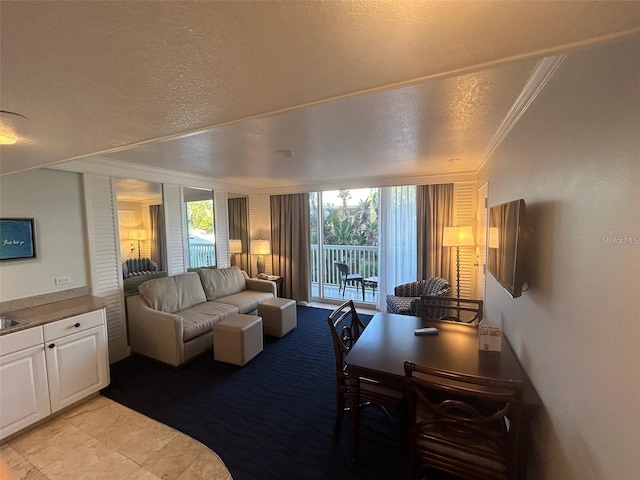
[476,183,488,301]
[140,202,152,259]
[214,191,230,268]
[163,184,186,276]
[453,182,477,299]
[83,174,128,363]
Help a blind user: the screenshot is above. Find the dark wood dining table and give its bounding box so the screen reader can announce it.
[345,312,539,467]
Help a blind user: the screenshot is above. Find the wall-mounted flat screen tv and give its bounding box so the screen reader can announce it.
[487,199,527,298]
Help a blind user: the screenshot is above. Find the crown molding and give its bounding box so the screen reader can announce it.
[49,156,477,196]
[48,156,255,194]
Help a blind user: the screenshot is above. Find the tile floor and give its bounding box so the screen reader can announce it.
[0,395,231,480]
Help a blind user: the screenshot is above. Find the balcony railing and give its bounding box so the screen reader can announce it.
[311,244,378,285]
[189,244,216,268]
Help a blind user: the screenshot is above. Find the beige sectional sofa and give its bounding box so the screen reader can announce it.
[126,266,276,366]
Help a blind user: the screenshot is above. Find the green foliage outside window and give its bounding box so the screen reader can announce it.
[187,200,214,234]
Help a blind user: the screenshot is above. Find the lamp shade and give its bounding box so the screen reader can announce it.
[443,226,474,247]
[250,239,271,255]
[229,239,243,254]
[129,229,147,241]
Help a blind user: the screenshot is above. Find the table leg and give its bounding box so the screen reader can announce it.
[350,375,361,463]
[361,280,365,301]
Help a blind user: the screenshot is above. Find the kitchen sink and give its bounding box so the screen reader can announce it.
[0,316,26,330]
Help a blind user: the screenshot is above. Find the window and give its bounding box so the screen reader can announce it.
[183,187,216,269]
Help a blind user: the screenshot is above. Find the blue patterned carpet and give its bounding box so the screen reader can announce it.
[102,306,408,480]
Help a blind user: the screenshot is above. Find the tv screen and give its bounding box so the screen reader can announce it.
[487,199,527,298]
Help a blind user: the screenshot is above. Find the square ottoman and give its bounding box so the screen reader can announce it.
[213,314,263,366]
[258,297,297,337]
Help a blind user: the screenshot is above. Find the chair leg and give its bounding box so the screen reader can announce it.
[334,391,347,435]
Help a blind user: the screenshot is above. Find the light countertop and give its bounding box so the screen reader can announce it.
[0,295,106,336]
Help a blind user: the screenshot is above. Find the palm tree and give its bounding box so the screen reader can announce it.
[337,190,351,220]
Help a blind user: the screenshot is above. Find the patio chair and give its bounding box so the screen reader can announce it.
[334,261,365,300]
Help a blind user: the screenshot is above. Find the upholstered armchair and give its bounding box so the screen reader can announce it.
[122,257,159,279]
[386,277,451,316]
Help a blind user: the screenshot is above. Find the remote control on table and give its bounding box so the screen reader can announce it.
[414,327,438,336]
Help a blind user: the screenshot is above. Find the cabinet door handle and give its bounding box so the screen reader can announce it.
[74,323,80,328]
[48,343,55,348]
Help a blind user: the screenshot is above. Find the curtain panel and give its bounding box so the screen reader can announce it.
[149,204,166,271]
[228,197,249,273]
[270,193,311,302]
[417,184,454,283]
[378,185,417,310]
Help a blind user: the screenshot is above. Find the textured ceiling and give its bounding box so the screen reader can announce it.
[1,1,640,191]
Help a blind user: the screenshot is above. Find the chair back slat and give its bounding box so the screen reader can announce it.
[420,295,483,324]
[404,361,526,480]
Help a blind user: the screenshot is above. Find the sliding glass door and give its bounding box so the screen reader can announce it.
[310,188,379,305]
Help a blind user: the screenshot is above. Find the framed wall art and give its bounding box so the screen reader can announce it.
[0,218,36,261]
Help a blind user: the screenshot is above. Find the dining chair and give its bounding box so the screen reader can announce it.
[420,295,483,324]
[327,300,403,434]
[404,361,526,480]
[334,261,364,298]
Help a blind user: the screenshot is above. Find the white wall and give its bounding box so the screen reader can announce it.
[0,169,89,301]
[478,37,640,479]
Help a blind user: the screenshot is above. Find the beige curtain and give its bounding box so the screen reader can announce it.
[270,193,311,302]
[228,197,249,273]
[417,184,454,283]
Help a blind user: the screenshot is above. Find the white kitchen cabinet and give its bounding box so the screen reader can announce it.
[0,308,109,440]
[44,309,110,413]
[0,327,50,439]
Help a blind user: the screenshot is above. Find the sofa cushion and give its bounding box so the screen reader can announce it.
[198,266,247,301]
[139,272,207,313]
[215,290,275,314]
[181,301,238,341]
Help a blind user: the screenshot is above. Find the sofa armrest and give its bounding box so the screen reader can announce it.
[126,294,185,367]
[245,278,277,296]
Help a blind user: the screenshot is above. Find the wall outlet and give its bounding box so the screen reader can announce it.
[55,276,71,285]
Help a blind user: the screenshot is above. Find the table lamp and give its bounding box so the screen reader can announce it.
[229,239,242,266]
[250,239,271,275]
[129,229,147,259]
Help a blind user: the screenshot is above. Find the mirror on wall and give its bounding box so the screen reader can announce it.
[228,194,249,273]
[184,187,216,270]
[115,179,167,293]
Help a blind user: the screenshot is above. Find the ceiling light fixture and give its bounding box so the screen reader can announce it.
[0,110,27,145]
[0,132,17,145]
